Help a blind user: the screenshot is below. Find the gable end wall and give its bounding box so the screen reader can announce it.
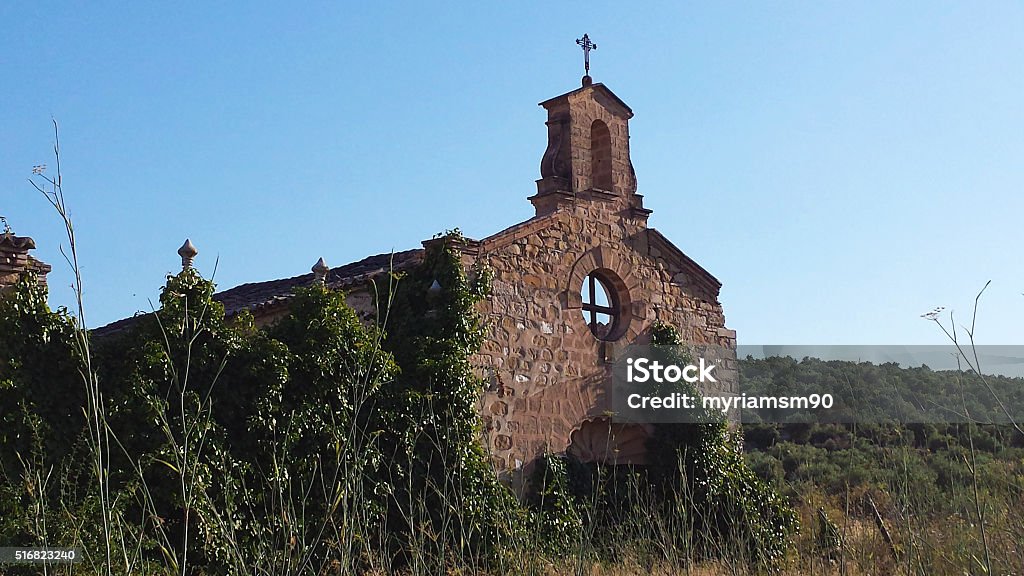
[469,201,736,480]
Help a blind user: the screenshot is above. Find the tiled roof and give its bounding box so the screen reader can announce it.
[93,248,424,336]
[215,248,423,315]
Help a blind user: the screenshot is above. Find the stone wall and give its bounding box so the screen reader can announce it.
[0,234,51,291]
[468,198,736,481]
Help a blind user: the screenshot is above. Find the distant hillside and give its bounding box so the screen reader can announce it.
[737,355,1023,508]
[737,354,1024,426]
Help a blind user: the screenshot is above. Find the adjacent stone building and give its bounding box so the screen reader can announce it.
[0,233,51,292]
[210,78,737,480]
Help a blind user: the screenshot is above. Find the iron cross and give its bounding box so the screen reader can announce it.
[576,34,597,76]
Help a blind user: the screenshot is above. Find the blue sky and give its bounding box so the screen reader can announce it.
[2,2,1023,345]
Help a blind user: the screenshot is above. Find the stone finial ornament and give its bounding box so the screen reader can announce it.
[312,257,329,285]
[178,239,198,269]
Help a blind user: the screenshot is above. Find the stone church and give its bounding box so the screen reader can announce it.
[216,76,738,478]
[8,75,737,483]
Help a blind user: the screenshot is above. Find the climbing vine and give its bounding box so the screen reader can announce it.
[0,237,795,573]
[646,320,798,568]
[375,232,524,566]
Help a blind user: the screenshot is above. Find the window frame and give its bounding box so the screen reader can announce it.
[581,272,619,340]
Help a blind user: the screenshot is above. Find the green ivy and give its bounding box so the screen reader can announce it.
[0,274,88,548]
[528,454,584,555]
[0,249,796,573]
[645,320,798,569]
[376,232,525,567]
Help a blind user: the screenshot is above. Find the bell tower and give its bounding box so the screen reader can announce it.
[529,78,650,221]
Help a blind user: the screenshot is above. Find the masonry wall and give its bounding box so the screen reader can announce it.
[469,200,736,480]
[0,234,51,291]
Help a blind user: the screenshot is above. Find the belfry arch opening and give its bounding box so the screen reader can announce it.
[590,119,613,192]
